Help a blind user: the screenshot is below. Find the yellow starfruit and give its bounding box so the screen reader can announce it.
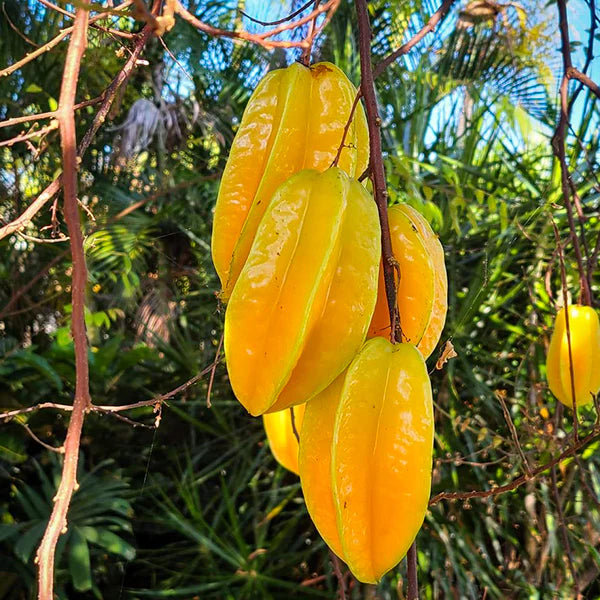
[546,305,600,408]
[368,203,447,358]
[211,61,369,299]
[262,404,305,475]
[224,168,381,416]
[299,338,434,584]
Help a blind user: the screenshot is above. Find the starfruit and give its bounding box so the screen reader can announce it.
[299,338,434,583]
[224,168,381,416]
[546,305,600,408]
[263,404,305,475]
[211,61,369,299]
[368,203,447,358]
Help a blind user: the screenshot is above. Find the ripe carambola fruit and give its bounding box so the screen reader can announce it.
[368,203,447,358]
[299,338,434,583]
[546,305,600,408]
[262,404,305,475]
[224,168,381,417]
[211,61,369,299]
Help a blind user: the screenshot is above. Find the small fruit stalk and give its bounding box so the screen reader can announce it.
[211,62,369,300]
[224,168,381,416]
[299,338,434,583]
[368,203,447,358]
[263,405,305,475]
[546,305,600,408]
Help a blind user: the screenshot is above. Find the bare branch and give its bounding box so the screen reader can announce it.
[174,0,339,50]
[0,22,154,242]
[430,424,600,505]
[0,2,133,79]
[35,3,91,598]
[373,0,456,79]
[241,0,316,27]
[567,66,600,101]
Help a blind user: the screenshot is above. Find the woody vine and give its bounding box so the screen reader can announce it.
[0,1,599,599]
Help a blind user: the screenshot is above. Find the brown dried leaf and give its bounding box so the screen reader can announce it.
[436,340,458,370]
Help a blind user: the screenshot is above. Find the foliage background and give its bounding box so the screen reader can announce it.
[0,0,599,598]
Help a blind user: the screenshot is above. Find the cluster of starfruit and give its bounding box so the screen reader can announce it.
[211,62,448,583]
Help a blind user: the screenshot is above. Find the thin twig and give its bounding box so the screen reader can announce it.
[0,97,102,130]
[429,423,600,505]
[551,218,579,439]
[206,333,224,408]
[300,0,321,66]
[373,0,456,78]
[0,21,154,242]
[329,550,347,600]
[0,370,211,424]
[174,0,339,50]
[550,466,580,598]
[496,391,532,476]
[290,406,300,444]
[0,2,133,79]
[17,421,64,453]
[0,121,58,148]
[241,0,316,26]
[35,3,91,599]
[355,0,400,343]
[551,0,593,308]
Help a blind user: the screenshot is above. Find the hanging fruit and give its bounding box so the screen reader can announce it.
[546,305,600,408]
[299,338,434,583]
[263,404,305,475]
[224,168,381,416]
[211,61,369,299]
[368,203,447,358]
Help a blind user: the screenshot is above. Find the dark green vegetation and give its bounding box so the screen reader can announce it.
[1,1,599,598]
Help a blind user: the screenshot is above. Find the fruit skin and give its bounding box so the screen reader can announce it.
[263,404,305,475]
[211,61,369,299]
[224,168,381,416]
[368,204,447,358]
[299,338,434,583]
[546,305,600,408]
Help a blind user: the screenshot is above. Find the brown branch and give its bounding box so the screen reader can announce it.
[429,424,600,506]
[37,0,135,38]
[0,97,102,130]
[355,0,399,344]
[329,550,347,600]
[0,178,62,241]
[373,0,456,79]
[496,391,532,476]
[174,0,339,49]
[300,0,321,66]
[290,406,300,444]
[17,421,64,454]
[0,369,211,424]
[0,121,58,148]
[3,3,40,46]
[567,67,600,101]
[550,466,580,597]
[0,2,133,79]
[551,0,593,308]
[206,332,224,408]
[35,3,91,599]
[0,21,154,242]
[551,219,580,438]
[241,0,316,26]
[355,0,416,595]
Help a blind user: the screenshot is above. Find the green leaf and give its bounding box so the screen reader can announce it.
[14,522,47,563]
[25,83,43,93]
[13,351,63,391]
[69,527,92,592]
[79,526,135,560]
